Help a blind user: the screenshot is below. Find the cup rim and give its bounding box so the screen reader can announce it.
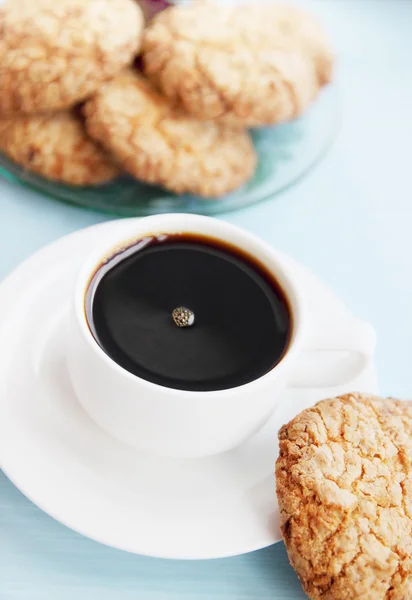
[72,214,307,397]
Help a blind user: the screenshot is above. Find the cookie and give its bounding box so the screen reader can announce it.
[0,111,120,185]
[276,393,412,600]
[84,70,257,197]
[142,2,333,127]
[0,0,144,114]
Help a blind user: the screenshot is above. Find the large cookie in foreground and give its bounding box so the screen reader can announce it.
[142,1,333,127]
[84,70,257,197]
[276,393,412,600]
[0,0,143,114]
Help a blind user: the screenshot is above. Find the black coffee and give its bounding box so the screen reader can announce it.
[86,234,292,392]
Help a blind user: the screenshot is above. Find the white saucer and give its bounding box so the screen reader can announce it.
[0,221,379,560]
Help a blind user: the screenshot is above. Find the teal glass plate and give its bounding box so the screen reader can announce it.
[0,86,338,216]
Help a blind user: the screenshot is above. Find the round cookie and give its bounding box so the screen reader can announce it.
[0,111,120,185]
[276,393,412,600]
[142,2,333,127]
[0,0,144,114]
[84,70,257,197]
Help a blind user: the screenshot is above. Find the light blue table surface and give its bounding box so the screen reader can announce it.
[1,1,412,598]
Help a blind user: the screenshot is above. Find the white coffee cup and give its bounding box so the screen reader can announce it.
[67,214,375,458]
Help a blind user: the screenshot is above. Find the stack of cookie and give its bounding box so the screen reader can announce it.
[0,0,333,198]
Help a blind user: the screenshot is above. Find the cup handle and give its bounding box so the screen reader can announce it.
[288,318,376,389]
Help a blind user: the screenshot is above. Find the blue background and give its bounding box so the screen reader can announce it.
[1,1,411,598]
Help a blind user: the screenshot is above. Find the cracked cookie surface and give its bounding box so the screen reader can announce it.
[0,0,144,114]
[0,111,120,185]
[84,70,257,197]
[276,393,412,600]
[142,1,333,127]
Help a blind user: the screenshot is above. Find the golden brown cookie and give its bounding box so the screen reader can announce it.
[276,393,412,600]
[0,111,120,185]
[84,70,257,197]
[142,1,333,127]
[0,0,144,114]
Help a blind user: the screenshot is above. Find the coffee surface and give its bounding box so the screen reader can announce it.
[86,234,291,391]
